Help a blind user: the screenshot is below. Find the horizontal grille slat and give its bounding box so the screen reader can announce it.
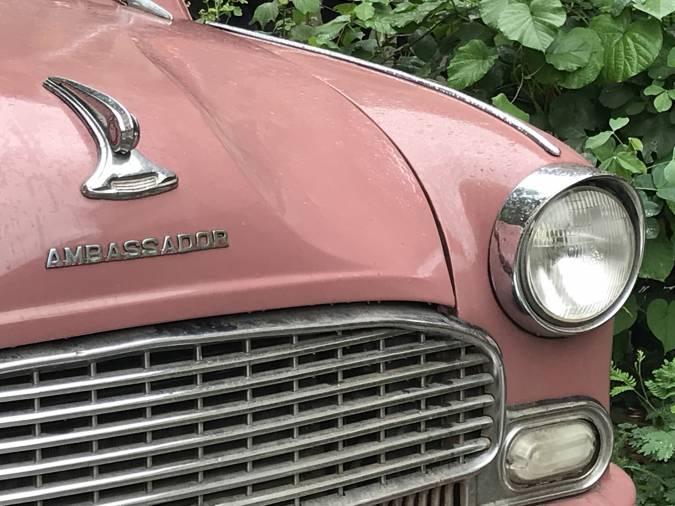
[0,377,494,454]
[97,442,491,506]
[0,304,503,506]
[0,329,425,403]
[0,421,493,504]
[0,355,488,429]
[0,397,494,479]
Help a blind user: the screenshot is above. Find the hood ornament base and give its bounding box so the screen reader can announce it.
[44,77,178,200]
[116,0,173,21]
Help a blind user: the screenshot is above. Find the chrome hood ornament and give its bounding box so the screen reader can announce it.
[43,77,178,200]
[115,0,173,20]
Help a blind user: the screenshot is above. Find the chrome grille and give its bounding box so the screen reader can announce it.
[379,483,461,506]
[0,304,503,506]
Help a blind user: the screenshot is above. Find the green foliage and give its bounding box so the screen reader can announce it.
[446,40,498,89]
[197,1,675,502]
[612,355,675,502]
[497,0,566,51]
[198,0,248,21]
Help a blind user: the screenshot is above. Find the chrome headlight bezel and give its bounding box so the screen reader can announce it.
[489,164,644,337]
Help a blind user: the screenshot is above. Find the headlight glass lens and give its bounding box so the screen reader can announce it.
[524,187,635,324]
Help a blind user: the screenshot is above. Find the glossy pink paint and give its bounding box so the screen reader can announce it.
[549,464,636,506]
[262,43,614,408]
[0,1,634,501]
[0,0,452,347]
[3,0,613,410]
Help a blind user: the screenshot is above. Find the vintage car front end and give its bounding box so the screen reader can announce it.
[0,1,642,505]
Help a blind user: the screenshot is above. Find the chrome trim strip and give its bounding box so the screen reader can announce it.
[207,22,561,157]
[44,77,178,200]
[116,0,173,20]
[476,398,613,505]
[489,164,645,337]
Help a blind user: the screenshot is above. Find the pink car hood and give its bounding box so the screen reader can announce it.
[0,0,453,346]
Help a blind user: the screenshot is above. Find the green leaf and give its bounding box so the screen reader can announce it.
[645,358,675,400]
[314,15,350,42]
[640,235,675,282]
[611,384,638,396]
[559,35,604,89]
[600,84,635,109]
[410,29,438,62]
[586,131,613,149]
[592,136,617,161]
[614,293,639,334]
[633,173,655,190]
[292,0,320,14]
[447,40,498,89]
[616,150,648,173]
[545,27,595,71]
[251,1,279,27]
[630,425,675,461]
[610,116,630,130]
[665,158,675,184]
[657,186,675,202]
[629,137,643,152]
[610,363,637,397]
[633,113,675,162]
[654,92,674,112]
[497,0,566,52]
[387,0,443,28]
[491,93,530,121]
[480,0,510,29]
[632,0,675,19]
[590,13,663,82]
[668,47,675,67]
[638,189,664,217]
[354,1,375,20]
[644,83,666,96]
[645,217,661,239]
[649,41,675,79]
[653,161,669,188]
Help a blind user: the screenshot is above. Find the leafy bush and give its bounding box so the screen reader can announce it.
[612,353,675,504]
[197,0,675,502]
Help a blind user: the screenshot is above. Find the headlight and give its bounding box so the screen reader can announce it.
[490,165,644,337]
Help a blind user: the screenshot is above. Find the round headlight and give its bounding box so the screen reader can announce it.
[490,165,644,337]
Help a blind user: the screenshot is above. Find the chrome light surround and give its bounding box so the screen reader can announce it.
[489,164,644,337]
[475,398,613,505]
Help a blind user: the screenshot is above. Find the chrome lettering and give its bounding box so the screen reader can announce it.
[46,248,61,268]
[63,246,84,266]
[46,229,229,269]
[177,233,194,253]
[107,242,122,261]
[142,238,159,256]
[161,235,177,255]
[123,240,141,258]
[195,231,212,249]
[85,244,102,264]
[212,229,229,248]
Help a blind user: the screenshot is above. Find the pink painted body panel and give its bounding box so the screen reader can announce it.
[0,0,453,347]
[2,0,613,410]
[262,45,613,407]
[549,464,636,506]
